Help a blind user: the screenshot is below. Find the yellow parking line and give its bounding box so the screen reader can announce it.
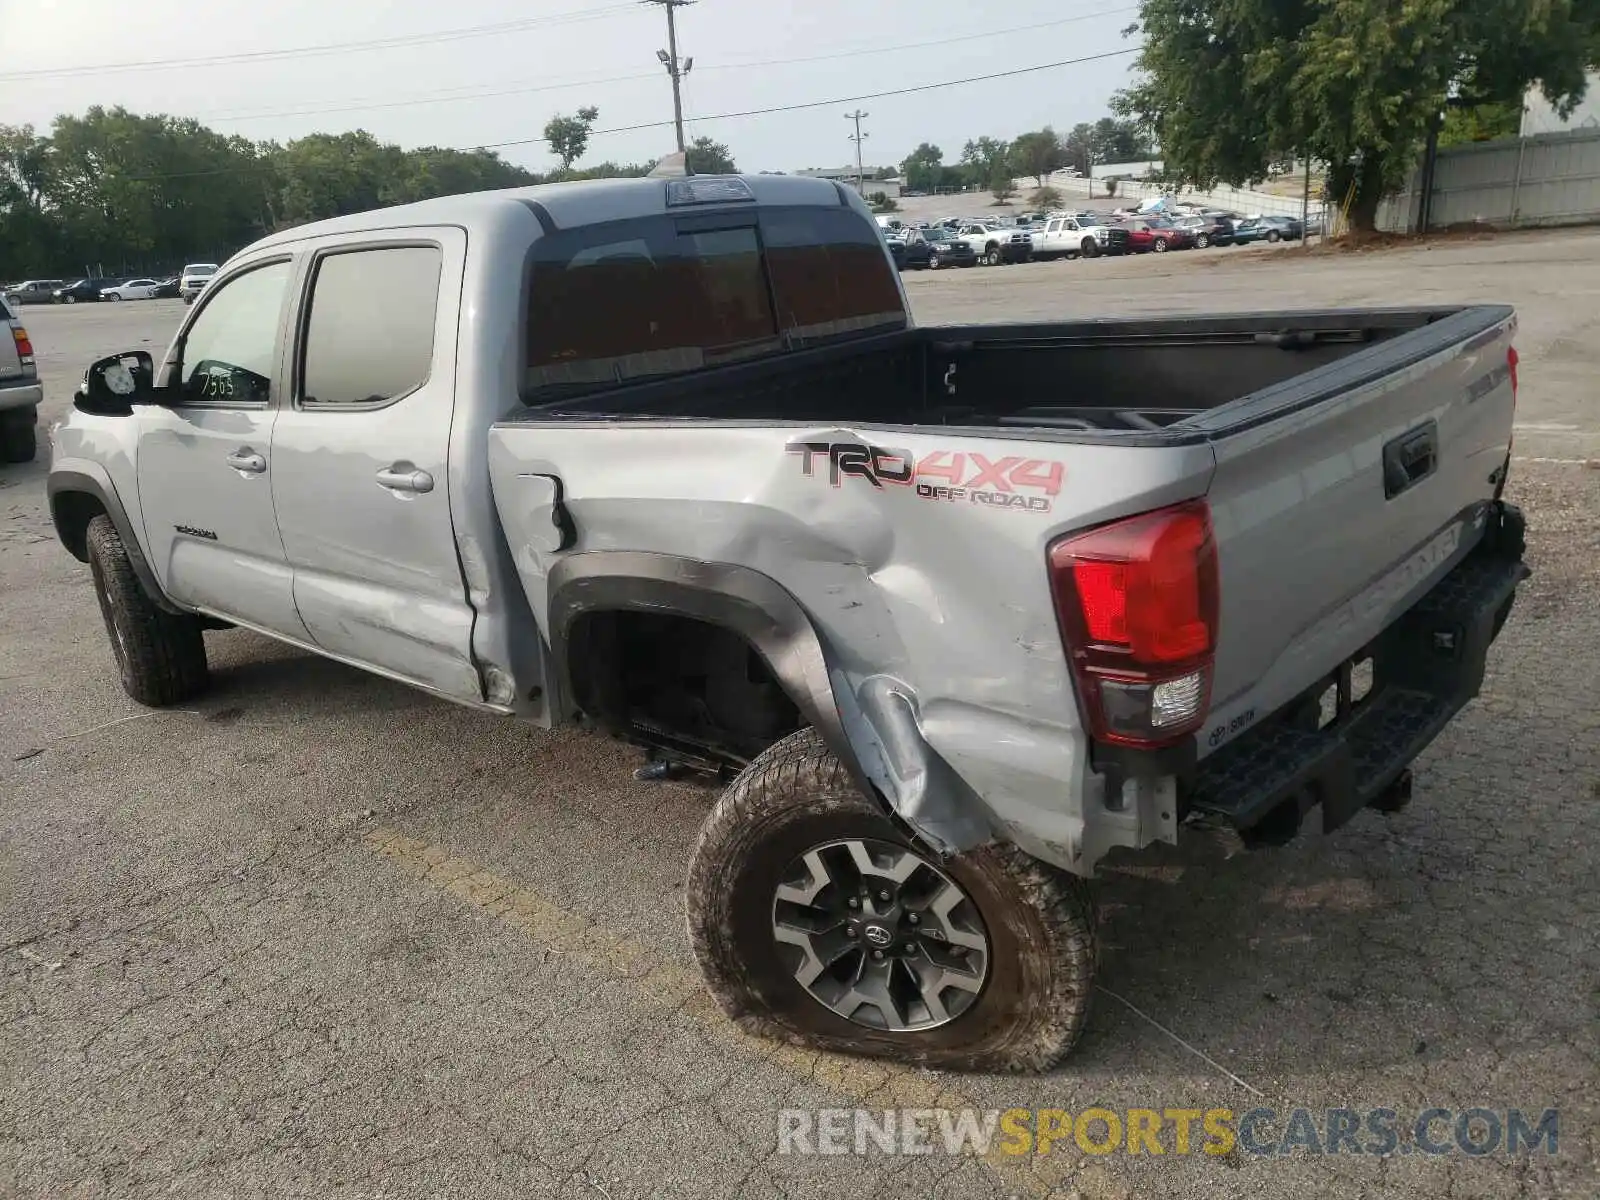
[361,826,1124,1200]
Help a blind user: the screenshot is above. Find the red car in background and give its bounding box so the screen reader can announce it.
[1120,217,1194,253]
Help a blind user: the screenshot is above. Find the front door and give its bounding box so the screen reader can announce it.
[136,257,307,638]
[269,231,481,703]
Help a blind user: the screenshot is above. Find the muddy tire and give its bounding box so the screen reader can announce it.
[86,515,208,706]
[686,728,1097,1072]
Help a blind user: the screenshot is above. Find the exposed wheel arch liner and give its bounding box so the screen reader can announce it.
[48,467,186,615]
[545,552,993,855]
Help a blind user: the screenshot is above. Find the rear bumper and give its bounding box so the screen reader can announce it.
[1180,502,1529,838]
[0,378,42,413]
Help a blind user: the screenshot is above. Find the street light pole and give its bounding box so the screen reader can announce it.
[643,0,695,153]
[845,110,869,191]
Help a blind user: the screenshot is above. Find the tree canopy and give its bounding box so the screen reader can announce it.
[685,136,737,174]
[544,106,601,175]
[0,106,657,278]
[1117,0,1600,229]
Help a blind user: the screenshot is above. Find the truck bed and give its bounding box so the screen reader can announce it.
[511,308,1469,439]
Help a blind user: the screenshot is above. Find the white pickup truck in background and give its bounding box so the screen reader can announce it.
[1030,214,1131,259]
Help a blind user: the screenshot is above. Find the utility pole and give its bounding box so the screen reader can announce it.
[845,110,869,191]
[643,0,695,153]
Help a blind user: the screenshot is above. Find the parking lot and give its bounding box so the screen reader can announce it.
[3,231,1598,1199]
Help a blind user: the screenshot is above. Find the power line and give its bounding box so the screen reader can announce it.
[107,46,1144,183]
[195,7,1140,128]
[476,47,1144,149]
[0,5,636,82]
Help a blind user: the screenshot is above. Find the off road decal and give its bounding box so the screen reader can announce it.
[787,441,1064,514]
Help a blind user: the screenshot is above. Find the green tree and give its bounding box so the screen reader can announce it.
[685,136,736,174]
[1440,98,1525,146]
[1010,128,1064,186]
[900,143,944,192]
[989,162,1017,204]
[1117,0,1600,231]
[867,191,899,213]
[1029,185,1064,210]
[961,137,1011,191]
[1061,123,1096,175]
[544,106,600,175]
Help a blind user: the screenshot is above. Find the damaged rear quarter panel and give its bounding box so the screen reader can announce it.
[487,422,1214,869]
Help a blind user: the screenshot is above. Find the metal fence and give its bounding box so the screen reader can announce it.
[1378,128,1600,233]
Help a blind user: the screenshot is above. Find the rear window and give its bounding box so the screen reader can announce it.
[524,205,904,398]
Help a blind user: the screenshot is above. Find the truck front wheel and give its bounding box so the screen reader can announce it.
[85,515,209,706]
[686,728,1097,1072]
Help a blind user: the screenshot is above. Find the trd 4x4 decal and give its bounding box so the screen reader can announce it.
[787,441,1064,513]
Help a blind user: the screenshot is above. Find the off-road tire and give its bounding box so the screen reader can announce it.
[1,418,36,463]
[686,727,1098,1072]
[85,515,209,706]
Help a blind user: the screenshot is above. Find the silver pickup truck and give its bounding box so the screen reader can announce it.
[49,172,1528,1072]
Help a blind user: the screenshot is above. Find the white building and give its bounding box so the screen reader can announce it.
[792,168,904,198]
[1522,72,1600,135]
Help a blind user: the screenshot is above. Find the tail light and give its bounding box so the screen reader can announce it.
[1048,499,1219,748]
[1507,345,1519,402]
[12,326,32,365]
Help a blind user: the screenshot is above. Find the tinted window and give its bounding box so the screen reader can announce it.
[179,260,292,405]
[301,246,442,407]
[527,221,776,393]
[523,205,905,400]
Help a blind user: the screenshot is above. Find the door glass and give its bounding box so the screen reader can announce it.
[301,246,442,407]
[179,261,291,406]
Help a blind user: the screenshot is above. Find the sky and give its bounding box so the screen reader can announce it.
[0,0,1143,176]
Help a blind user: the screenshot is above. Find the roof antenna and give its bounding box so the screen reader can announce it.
[648,150,691,179]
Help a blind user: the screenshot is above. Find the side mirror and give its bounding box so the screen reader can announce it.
[76,351,155,415]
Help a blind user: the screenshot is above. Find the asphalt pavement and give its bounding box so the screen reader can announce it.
[3,233,1598,1199]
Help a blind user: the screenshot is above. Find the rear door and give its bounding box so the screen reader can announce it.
[269,229,481,702]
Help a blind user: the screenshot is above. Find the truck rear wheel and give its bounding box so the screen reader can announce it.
[0,413,36,463]
[85,515,209,706]
[686,728,1097,1072]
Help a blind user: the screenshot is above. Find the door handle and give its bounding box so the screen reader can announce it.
[225,449,266,474]
[376,466,434,494]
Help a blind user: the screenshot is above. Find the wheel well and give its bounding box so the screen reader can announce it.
[565,609,804,770]
[51,490,106,562]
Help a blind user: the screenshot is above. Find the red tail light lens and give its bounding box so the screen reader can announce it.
[12,326,32,364]
[1507,345,1518,401]
[1049,499,1219,747]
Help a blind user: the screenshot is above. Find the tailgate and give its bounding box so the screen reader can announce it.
[1194,306,1519,756]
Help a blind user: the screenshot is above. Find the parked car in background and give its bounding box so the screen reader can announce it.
[179,262,218,304]
[1119,217,1193,253]
[5,280,65,306]
[0,294,40,462]
[153,277,181,299]
[1031,214,1130,259]
[53,279,117,304]
[920,227,978,269]
[101,278,164,301]
[884,230,934,272]
[1234,215,1304,244]
[1173,214,1236,248]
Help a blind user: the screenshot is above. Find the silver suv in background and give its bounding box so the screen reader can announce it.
[179,262,218,304]
[0,294,41,462]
